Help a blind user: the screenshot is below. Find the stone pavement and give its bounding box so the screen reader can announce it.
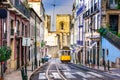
[4,63,120,80]
[87,65,120,77]
[4,65,34,80]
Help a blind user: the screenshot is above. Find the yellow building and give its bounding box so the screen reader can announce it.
[56,14,71,49]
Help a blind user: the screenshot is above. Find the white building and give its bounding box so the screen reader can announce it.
[71,0,100,66]
[28,0,45,67]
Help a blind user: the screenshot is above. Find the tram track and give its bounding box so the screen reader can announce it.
[30,60,120,80]
[46,62,67,80]
[67,63,115,80]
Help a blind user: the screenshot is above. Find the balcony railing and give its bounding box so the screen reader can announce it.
[14,0,30,18]
[83,3,99,19]
[11,29,14,35]
[94,3,99,12]
[17,30,20,36]
[106,1,120,9]
[83,9,90,18]
[91,6,93,14]
[3,32,7,39]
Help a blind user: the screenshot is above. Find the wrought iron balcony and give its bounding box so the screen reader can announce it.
[14,0,30,18]
[94,3,99,12]
[106,1,120,9]
[1,0,30,18]
[17,30,20,36]
[11,29,14,35]
[77,40,83,46]
[3,32,7,39]
[84,3,99,18]
[83,9,90,19]
[91,6,93,14]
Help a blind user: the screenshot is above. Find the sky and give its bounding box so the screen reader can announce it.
[42,0,74,31]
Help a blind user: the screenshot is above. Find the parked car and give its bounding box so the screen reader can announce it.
[42,56,50,63]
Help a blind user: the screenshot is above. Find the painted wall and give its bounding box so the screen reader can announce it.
[102,37,120,62]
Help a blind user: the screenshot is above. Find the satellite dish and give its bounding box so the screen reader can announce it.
[0,9,7,19]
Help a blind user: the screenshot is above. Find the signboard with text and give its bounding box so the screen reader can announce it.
[22,37,30,46]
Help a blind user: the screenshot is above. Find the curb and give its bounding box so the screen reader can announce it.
[29,62,49,80]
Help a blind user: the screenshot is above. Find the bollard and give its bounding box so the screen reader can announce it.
[21,68,25,80]
[21,67,28,80]
[108,60,110,71]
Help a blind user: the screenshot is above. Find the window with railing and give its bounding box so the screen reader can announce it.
[11,20,14,35]
[107,0,120,9]
[25,25,27,36]
[16,20,20,36]
[109,15,118,34]
[22,22,24,36]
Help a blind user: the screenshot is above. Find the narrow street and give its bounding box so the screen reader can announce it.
[30,59,120,80]
[0,0,120,80]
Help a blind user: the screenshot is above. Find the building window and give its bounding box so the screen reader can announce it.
[22,22,24,36]
[11,20,14,29]
[10,19,14,35]
[110,0,118,4]
[60,22,64,30]
[16,20,20,31]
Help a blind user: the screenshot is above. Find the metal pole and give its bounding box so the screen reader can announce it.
[25,39,28,78]
[102,49,106,71]
[97,43,99,69]
[34,16,37,69]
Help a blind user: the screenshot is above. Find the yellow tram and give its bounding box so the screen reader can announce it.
[60,46,71,63]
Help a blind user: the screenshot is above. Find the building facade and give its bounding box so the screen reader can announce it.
[44,15,59,58]
[28,0,45,66]
[0,0,30,75]
[29,8,42,69]
[56,14,71,49]
[100,0,120,68]
[72,0,120,68]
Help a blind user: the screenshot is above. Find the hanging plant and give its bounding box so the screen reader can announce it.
[0,46,11,62]
[98,27,108,36]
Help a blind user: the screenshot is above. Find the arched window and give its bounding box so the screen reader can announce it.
[60,22,64,30]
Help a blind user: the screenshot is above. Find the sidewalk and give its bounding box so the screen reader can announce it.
[4,65,33,80]
[87,65,120,76]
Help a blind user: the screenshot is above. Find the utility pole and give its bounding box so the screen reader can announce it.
[34,16,37,69]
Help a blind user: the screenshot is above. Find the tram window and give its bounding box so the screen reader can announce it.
[65,51,68,55]
[61,50,71,55]
[68,51,70,55]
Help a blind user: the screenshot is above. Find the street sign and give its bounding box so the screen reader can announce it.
[22,37,31,46]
